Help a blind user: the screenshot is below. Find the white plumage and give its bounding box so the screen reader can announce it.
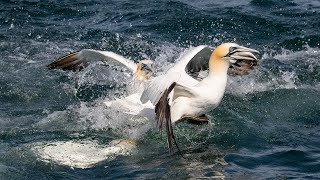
[47,49,154,82]
[140,43,259,152]
[48,44,259,154]
[140,45,212,105]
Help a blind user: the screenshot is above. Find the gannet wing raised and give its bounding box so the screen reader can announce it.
[47,49,137,73]
[140,45,212,105]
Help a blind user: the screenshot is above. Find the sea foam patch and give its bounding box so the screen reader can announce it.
[31,139,136,169]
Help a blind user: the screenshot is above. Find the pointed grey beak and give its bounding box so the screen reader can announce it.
[228,46,260,62]
[234,46,260,54]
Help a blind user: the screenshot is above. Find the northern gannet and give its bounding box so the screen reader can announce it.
[140,43,259,152]
[48,49,155,115]
[47,49,154,82]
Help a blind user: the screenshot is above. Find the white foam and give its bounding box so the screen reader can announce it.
[35,100,153,140]
[31,139,136,169]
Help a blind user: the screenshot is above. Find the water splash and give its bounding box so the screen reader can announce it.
[227,46,320,96]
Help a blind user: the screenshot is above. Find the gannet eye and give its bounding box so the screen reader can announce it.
[229,46,237,53]
[141,63,147,69]
[224,46,238,57]
[141,63,153,73]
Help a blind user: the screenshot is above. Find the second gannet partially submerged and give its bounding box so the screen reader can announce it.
[140,43,259,152]
[48,49,155,115]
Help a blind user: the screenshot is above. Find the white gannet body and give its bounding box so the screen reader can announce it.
[140,43,259,152]
[104,93,155,120]
[140,45,212,105]
[104,46,217,118]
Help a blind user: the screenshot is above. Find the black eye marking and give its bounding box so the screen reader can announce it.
[141,63,153,73]
[224,47,234,57]
[229,46,237,53]
[225,46,238,57]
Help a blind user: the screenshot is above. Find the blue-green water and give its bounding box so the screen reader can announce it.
[1,0,320,179]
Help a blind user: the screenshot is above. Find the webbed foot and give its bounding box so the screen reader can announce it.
[177,114,209,125]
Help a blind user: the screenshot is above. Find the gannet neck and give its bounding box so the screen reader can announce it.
[134,63,144,81]
[136,63,142,73]
[208,54,230,77]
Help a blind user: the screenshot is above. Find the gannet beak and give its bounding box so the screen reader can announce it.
[227,46,260,63]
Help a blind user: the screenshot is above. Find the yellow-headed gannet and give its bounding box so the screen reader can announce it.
[140,43,259,152]
[47,49,154,82]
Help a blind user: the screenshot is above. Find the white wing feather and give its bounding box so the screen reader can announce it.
[79,50,137,73]
[48,49,137,73]
[140,45,211,105]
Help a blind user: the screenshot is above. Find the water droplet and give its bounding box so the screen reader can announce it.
[9,23,14,29]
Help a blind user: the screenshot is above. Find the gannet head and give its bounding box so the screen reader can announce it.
[210,43,259,75]
[214,43,259,62]
[134,59,154,81]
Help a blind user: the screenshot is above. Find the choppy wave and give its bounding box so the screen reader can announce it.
[1,0,320,179]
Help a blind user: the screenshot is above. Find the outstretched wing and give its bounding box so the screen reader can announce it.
[140,45,212,105]
[47,49,137,73]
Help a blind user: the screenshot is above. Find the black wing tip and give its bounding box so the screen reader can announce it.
[47,51,84,71]
[47,63,58,69]
[47,64,55,69]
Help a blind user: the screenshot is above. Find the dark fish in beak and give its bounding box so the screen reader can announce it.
[228,46,260,76]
